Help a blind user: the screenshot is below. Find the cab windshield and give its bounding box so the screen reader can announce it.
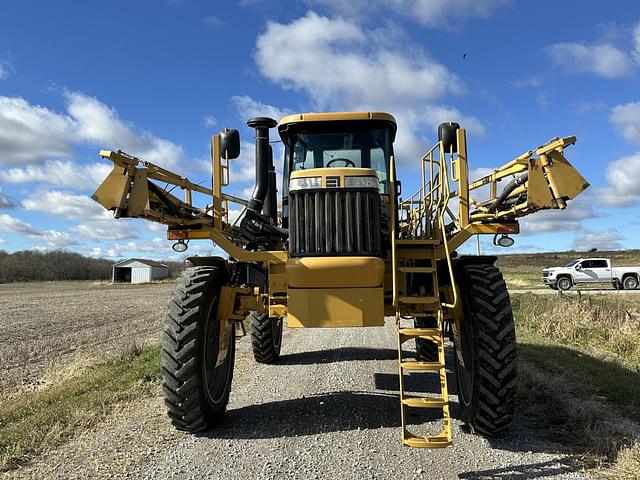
[284,126,393,194]
[565,260,579,267]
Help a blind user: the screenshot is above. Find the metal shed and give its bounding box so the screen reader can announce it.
[112,259,169,284]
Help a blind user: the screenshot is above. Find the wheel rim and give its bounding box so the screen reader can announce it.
[625,277,638,289]
[559,279,570,290]
[203,298,233,405]
[456,313,475,407]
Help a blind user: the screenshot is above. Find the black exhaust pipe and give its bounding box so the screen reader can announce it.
[263,146,278,224]
[247,117,277,213]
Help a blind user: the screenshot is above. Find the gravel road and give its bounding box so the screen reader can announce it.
[9,318,592,480]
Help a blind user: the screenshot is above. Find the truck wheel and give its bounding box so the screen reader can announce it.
[250,312,283,363]
[556,276,572,291]
[415,316,439,361]
[623,275,639,290]
[455,263,517,437]
[161,266,235,432]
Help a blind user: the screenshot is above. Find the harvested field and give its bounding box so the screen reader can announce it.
[0,281,172,397]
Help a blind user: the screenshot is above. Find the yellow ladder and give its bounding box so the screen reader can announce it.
[395,244,452,448]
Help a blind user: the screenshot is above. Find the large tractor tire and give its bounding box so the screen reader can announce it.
[250,312,283,363]
[161,265,235,432]
[415,316,438,362]
[455,263,517,437]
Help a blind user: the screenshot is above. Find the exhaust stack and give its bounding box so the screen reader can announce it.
[247,117,277,214]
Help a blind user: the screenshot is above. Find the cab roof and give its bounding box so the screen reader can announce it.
[279,111,396,130]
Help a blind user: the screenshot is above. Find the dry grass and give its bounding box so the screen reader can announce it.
[513,293,640,477]
[0,345,161,471]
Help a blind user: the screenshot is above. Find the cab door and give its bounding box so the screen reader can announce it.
[574,260,594,283]
[588,259,611,283]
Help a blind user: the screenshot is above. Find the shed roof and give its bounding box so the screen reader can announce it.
[112,258,168,268]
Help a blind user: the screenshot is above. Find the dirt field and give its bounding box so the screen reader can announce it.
[0,281,172,397]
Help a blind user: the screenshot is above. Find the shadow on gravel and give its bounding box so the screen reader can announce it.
[278,347,398,365]
[457,458,583,479]
[210,391,401,438]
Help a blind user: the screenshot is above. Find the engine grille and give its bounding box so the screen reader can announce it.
[289,188,382,256]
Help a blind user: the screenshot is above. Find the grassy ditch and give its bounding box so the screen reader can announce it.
[512,293,640,477]
[0,345,161,471]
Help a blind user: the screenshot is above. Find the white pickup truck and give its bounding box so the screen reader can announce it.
[542,258,640,291]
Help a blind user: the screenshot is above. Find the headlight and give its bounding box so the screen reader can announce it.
[344,176,379,189]
[289,176,321,191]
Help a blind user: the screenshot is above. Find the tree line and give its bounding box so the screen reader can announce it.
[0,250,185,283]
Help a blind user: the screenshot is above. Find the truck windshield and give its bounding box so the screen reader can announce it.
[565,260,579,267]
[284,127,392,194]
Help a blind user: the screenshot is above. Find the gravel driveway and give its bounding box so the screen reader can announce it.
[8,318,591,479]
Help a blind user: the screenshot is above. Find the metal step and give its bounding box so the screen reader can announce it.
[401,396,447,408]
[399,360,443,371]
[398,327,441,337]
[403,430,452,449]
[396,239,439,245]
[398,296,439,305]
[398,267,436,273]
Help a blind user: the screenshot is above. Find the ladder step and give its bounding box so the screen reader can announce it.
[396,239,439,245]
[398,327,441,337]
[403,432,452,449]
[401,396,447,408]
[398,267,436,273]
[398,296,439,305]
[400,360,443,371]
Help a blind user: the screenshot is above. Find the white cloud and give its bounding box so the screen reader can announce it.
[0,160,111,190]
[231,95,291,123]
[20,190,137,241]
[305,0,510,27]
[571,230,623,251]
[0,213,76,248]
[203,114,217,127]
[0,60,13,80]
[633,20,640,63]
[520,196,596,233]
[254,12,483,163]
[547,42,633,79]
[0,188,15,208]
[22,191,104,220]
[610,101,640,146]
[0,214,41,236]
[599,152,640,206]
[0,92,184,167]
[202,15,224,27]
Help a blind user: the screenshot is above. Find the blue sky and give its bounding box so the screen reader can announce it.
[0,0,639,260]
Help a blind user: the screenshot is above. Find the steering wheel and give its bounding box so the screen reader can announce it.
[326,158,356,168]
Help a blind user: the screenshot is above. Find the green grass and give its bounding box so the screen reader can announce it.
[0,345,161,471]
[512,293,640,476]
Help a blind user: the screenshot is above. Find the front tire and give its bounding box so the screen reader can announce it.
[250,312,283,363]
[455,263,517,437]
[161,265,235,432]
[556,276,572,291]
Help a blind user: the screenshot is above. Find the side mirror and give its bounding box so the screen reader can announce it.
[438,122,460,153]
[220,128,240,159]
[575,264,582,271]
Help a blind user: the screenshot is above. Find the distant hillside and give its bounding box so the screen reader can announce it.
[495,249,640,269]
[0,250,185,283]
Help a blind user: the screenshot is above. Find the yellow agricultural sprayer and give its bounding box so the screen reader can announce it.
[93,112,588,447]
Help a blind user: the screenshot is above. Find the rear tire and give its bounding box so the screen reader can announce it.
[556,276,572,291]
[415,316,439,362]
[250,312,283,363]
[623,275,639,290]
[161,265,235,432]
[455,263,517,437]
